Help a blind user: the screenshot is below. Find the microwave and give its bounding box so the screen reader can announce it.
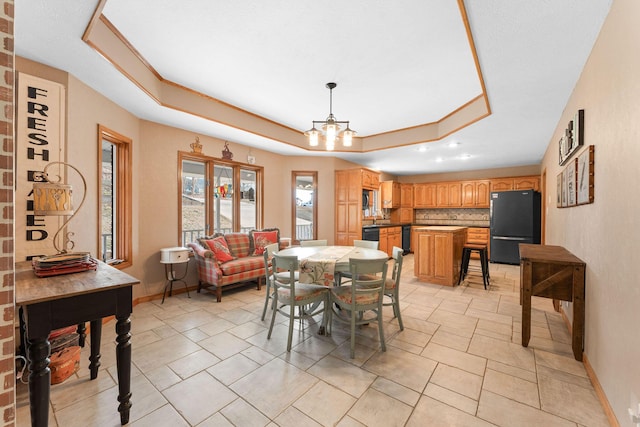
[362,191,370,210]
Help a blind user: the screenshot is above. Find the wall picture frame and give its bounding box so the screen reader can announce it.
[566,159,577,206]
[559,109,584,165]
[556,173,563,207]
[561,169,567,207]
[577,145,595,205]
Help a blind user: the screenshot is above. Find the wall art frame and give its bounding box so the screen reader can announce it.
[559,109,584,165]
[576,145,595,205]
[566,159,577,207]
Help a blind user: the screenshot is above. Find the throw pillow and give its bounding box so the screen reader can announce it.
[249,228,280,255]
[202,236,235,263]
[251,230,279,255]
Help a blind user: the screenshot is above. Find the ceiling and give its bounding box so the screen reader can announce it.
[15,0,611,176]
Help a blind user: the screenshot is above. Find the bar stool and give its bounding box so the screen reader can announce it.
[458,244,490,289]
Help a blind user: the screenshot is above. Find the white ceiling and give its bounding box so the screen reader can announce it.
[15,0,611,176]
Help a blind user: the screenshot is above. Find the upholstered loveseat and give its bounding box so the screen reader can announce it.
[187,228,279,302]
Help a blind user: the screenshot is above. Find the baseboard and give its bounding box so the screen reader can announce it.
[583,354,619,427]
[561,307,619,426]
[133,284,199,306]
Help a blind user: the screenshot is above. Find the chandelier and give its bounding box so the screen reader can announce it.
[305,82,356,150]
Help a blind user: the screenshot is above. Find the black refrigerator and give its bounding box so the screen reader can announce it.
[490,190,541,264]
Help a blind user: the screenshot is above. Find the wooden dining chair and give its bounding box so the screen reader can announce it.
[267,253,329,351]
[300,239,328,247]
[327,257,388,359]
[383,246,404,331]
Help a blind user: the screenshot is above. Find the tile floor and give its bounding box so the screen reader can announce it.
[16,256,611,426]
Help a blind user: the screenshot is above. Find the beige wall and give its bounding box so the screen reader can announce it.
[541,0,639,422]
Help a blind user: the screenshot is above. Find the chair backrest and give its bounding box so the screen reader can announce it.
[262,242,280,280]
[271,253,299,294]
[349,258,388,307]
[353,239,379,250]
[391,246,404,282]
[300,239,328,247]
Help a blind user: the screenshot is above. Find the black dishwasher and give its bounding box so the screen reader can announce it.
[402,225,411,254]
[362,227,380,242]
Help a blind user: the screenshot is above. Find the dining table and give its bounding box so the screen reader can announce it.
[277,244,389,285]
[275,245,390,334]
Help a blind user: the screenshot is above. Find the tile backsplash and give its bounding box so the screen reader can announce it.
[414,208,490,227]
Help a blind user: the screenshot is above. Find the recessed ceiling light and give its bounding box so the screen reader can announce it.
[417,146,427,152]
[460,154,472,160]
[435,157,444,162]
[447,141,459,148]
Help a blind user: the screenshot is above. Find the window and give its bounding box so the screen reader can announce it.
[179,152,262,245]
[98,125,132,267]
[181,159,208,244]
[291,171,317,244]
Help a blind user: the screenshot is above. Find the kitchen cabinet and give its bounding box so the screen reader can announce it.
[335,169,366,245]
[461,180,490,208]
[466,227,490,260]
[381,181,401,209]
[414,226,466,286]
[390,208,413,224]
[400,183,413,207]
[413,183,437,208]
[361,169,380,190]
[378,226,401,257]
[490,175,540,192]
[436,182,462,207]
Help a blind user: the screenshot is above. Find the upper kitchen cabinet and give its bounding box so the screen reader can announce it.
[400,183,413,207]
[461,180,490,208]
[414,183,437,208]
[381,181,401,209]
[490,175,540,192]
[436,182,462,207]
[361,169,380,190]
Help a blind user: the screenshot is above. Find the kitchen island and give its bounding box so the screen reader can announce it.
[414,226,467,286]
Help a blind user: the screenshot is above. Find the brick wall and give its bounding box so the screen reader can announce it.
[0,1,13,425]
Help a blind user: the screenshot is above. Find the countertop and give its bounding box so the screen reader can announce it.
[412,226,468,232]
[362,223,489,229]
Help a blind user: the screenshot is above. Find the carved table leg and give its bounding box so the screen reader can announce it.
[89,320,102,380]
[115,315,132,425]
[27,334,50,427]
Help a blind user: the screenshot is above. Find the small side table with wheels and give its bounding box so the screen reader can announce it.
[160,247,191,303]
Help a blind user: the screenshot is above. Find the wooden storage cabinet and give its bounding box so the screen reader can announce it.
[362,169,380,190]
[490,175,540,193]
[461,180,490,208]
[413,183,437,208]
[335,169,368,245]
[400,183,413,207]
[466,227,490,259]
[378,226,401,257]
[414,226,466,286]
[436,182,462,207]
[381,181,401,209]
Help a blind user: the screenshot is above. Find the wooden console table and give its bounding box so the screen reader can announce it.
[519,244,585,361]
[15,260,139,426]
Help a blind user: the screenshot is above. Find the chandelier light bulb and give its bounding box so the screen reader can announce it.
[343,127,354,147]
[307,128,319,146]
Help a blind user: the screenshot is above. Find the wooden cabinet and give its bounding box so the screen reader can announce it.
[436,182,462,207]
[461,180,490,208]
[466,227,490,260]
[361,169,380,190]
[400,183,413,207]
[413,183,437,208]
[378,226,401,257]
[490,175,540,193]
[414,226,466,286]
[514,176,540,191]
[335,169,365,246]
[381,181,401,209]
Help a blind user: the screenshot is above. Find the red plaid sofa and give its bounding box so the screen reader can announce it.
[187,231,276,302]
